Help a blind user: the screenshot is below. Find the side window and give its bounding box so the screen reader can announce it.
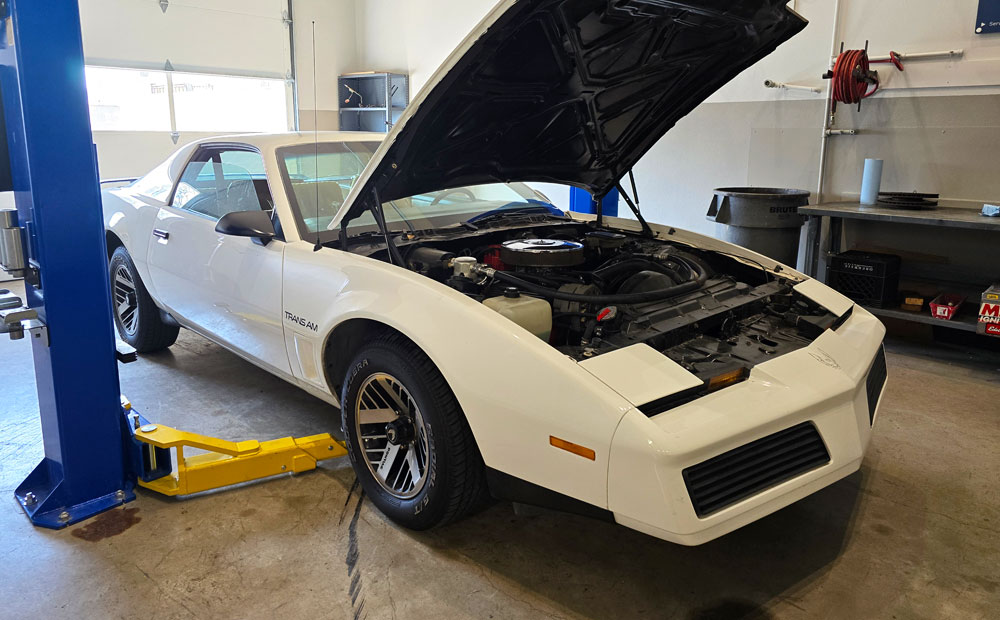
[173,158,215,211]
[285,149,367,230]
[172,147,274,220]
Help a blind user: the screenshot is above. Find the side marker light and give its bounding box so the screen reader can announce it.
[549,435,596,460]
[707,367,750,393]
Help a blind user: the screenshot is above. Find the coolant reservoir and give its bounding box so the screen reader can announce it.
[483,288,552,341]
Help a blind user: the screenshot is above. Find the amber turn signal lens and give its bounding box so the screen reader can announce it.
[707,367,750,392]
[549,436,596,460]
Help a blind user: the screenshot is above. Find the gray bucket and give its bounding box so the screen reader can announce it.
[706,187,810,266]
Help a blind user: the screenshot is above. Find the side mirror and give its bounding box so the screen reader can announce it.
[215,210,276,243]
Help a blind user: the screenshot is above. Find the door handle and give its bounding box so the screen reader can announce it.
[153,228,169,240]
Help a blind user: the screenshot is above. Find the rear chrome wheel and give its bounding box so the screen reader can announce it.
[113,264,139,336]
[355,373,429,500]
[108,245,179,352]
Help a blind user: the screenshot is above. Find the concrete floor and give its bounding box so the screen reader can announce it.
[1,280,998,619]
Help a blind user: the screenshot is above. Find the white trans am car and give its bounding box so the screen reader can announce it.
[102,0,887,545]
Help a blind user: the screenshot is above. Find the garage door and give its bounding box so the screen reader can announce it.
[81,0,291,78]
[80,0,295,178]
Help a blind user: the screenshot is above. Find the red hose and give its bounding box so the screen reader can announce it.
[831,49,879,104]
[829,49,904,106]
[871,51,905,72]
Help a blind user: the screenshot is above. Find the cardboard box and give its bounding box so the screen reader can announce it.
[899,290,927,312]
[930,293,964,321]
[979,283,1000,337]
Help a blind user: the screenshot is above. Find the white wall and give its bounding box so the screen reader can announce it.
[294,0,360,130]
[840,0,1000,95]
[357,0,494,95]
[353,0,408,75]
[704,0,1000,104]
[354,0,1000,101]
[353,0,572,209]
[354,0,1000,235]
[83,0,1000,220]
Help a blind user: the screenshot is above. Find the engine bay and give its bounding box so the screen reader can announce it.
[365,222,843,395]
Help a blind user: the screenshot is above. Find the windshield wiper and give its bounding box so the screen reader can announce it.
[385,199,416,234]
[465,205,565,228]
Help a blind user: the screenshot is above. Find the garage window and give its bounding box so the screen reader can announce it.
[85,66,172,131]
[86,66,290,133]
[172,73,288,133]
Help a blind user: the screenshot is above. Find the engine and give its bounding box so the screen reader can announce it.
[498,238,586,267]
[398,225,840,385]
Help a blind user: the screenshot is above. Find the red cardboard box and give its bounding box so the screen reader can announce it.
[979,283,1000,337]
[930,293,964,321]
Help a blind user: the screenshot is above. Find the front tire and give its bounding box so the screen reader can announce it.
[109,245,179,352]
[341,333,486,530]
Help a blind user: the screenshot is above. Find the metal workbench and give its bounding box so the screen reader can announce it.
[800,201,1000,333]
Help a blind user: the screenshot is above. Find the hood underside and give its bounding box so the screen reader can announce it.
[339,0,806,225]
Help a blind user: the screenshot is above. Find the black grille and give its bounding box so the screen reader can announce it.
[865,345,888,425]
[683,422,830,517]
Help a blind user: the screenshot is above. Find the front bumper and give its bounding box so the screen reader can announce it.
[606,305,887,545]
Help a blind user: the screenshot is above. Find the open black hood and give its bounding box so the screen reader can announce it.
[336,0,806,225]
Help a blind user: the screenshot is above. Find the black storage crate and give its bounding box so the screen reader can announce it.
[827,250,901,308]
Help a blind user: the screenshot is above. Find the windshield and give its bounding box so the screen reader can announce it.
[347,183,560,235]
[277,142,561,242]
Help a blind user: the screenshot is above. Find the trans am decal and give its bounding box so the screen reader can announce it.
[285,311,318,332]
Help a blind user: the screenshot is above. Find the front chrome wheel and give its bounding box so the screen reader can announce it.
[354,373,429,500]
[113,264,139,336]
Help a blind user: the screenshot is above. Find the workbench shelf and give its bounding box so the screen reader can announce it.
[863,305,980,333]
[800,201,997,338]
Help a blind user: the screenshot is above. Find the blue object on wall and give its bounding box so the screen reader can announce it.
[977,0,1000,34]
[569,187,619,217]
[2,0,134,528]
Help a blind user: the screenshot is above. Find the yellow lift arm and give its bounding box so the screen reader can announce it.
[123,399,348,496]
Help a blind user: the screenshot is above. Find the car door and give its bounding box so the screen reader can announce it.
[146,144,291,376]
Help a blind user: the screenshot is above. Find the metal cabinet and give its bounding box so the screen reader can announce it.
[338,72,409,133]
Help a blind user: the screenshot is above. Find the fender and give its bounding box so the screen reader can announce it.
[101,144,198,299]
[103,188,162,290]
[281,240,635,509]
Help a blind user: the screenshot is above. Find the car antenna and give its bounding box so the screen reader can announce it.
[615,169,654,237]
[311,20,322,252]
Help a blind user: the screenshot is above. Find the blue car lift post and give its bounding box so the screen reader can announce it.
[0,0,135,528]
[569,186,619,218]
[0,0,347,528]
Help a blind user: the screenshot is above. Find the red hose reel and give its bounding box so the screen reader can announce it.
[823,42,904,111]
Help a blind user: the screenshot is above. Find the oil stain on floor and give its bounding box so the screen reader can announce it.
[70,507,142,542]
